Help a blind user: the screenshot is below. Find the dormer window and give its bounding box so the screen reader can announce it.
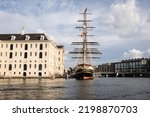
[25,35,30,40]
[11,35,16,40]
[40,35,45,40]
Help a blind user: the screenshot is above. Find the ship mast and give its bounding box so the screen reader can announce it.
[83,8,88,64]
[69,8,102,65]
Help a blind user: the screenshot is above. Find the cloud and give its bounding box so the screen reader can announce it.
[98,35,121,47]
[0,0,150,67]
[0,11,39,33]
[123,48,150,59]
[110,0,140,36]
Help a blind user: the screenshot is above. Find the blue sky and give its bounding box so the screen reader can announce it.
[0,0,150,68]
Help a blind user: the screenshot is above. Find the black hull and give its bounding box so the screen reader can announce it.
[75,70,94,80]
[74,64,94,80]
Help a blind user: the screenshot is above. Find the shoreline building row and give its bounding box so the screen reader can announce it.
[0,33,64,78]
[96,58,150,77]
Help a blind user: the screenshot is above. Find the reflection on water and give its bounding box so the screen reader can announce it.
[0,78,150,100]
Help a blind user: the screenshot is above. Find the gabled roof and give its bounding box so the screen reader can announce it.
[0,33,49,41]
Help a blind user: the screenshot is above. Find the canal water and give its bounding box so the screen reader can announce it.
[0,78,150,100]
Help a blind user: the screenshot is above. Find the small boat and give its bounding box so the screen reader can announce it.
[69,8,102,80]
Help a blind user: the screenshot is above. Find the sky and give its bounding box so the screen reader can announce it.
[0,0,150,68]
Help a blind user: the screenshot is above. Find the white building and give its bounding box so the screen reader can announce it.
[0,33,64,78]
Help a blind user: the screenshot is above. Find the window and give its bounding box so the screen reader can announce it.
[25,44,28,50]
[9,64,12,70]
[16,44,18,48]
[19,64,21,68]
[39,64,42,71]
[45,52,47,56]
[25,35,30,40]
[24,52,27,59]
[1,44,3,48]
[10,44,13,50]
[34,64,36,68]
[35,44,37,48]
[23,72,26,77]
[39,52,42,59]
[20,52,22,56]
[14,64,16,68]
[39,44,43,50]
[23,64,27,71]
[0,52,2,56]
[35,52,37,56]
[40,35,45,40]
[5,64,6,68]
[21,44,23,48]
[45,64,46,68]
[30,52,32,56]
[0,64,1,68]
[11,35,16,40]
[9,52,13,59]
[45,44,47,48]
[29,64,31,68]
[38,72,42,76]
[6,44,8,48]
[30,44,32,48]
[15,52,17,56]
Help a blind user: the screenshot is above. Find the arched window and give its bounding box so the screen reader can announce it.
[9,64,12,70]
[23,72,26,77]
[24,52,27,58]
[9,52,13,58]
[39,52,42,59]
[39,44,43,50]
[25,44,28,50]
[39,64,42,71]
[10,44,13,50]
[23,64,27,71]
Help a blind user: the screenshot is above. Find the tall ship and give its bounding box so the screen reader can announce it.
[69,8,102,80]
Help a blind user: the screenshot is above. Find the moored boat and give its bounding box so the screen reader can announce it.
[69,8,102,80]
[75,64,94,80]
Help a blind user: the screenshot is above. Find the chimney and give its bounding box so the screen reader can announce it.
[21,27,25,35]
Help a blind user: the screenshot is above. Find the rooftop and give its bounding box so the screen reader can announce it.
[0,33,50,41]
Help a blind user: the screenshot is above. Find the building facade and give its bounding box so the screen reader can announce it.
[96,63,115,77]
[115,58,150,77]
[0,33,64,78]
[96,58,150,77]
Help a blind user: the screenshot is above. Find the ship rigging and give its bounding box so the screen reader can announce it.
[69,8,102,80]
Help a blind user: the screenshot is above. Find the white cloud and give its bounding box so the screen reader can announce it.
[123,48,150,59]
[0,0,150,66]
[110,0,140,36]
[0,11,39,33]
[98,35,121,47]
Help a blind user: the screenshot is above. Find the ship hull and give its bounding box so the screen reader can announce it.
[74,64,94,80]
[75,72,93,80]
